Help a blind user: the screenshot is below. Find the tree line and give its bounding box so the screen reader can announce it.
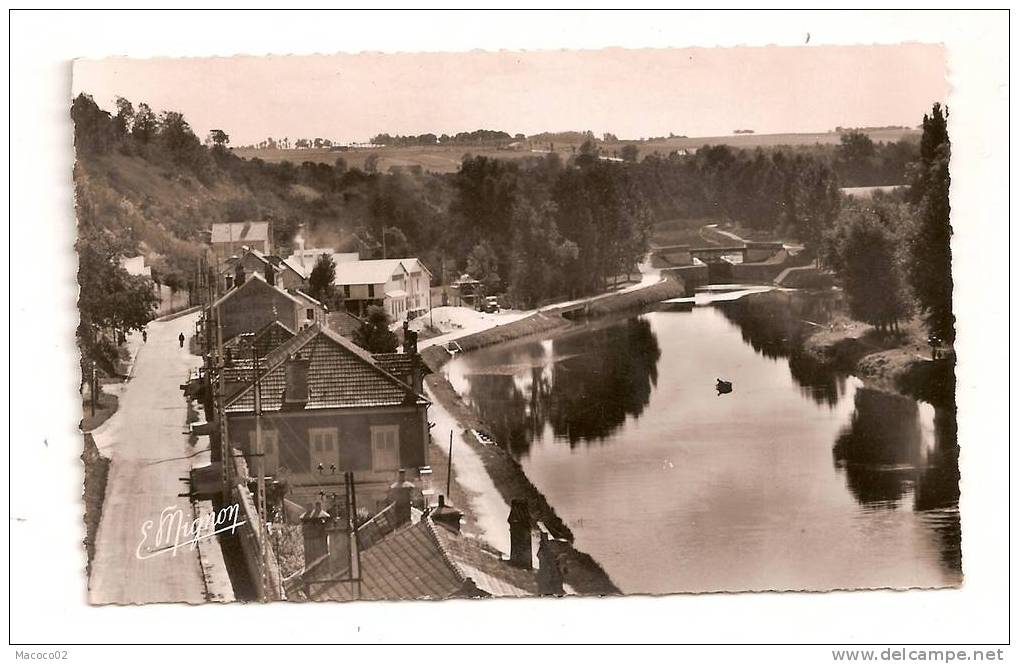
[72,93,950,363]
[370,129,521,147]
[821,104,953,343]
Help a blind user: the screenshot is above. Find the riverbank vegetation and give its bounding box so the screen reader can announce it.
[821,104,953,348]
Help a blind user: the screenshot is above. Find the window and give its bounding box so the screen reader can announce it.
[368,284,375,298]
[309,428,338,470]
[306,308,315,320]
[343,285,351,298]
[371,426,401,472]
[248,429,279,474]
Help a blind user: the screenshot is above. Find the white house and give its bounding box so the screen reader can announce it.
[396,258,433,319]
[285,247,360,279]
[332,258,432,322]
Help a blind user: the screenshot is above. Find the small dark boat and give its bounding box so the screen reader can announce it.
[715,378,733,395]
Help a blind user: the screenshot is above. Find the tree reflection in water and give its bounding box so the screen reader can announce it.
[463,317,661,456]
[833,387,961,575]
[716,291,849,407]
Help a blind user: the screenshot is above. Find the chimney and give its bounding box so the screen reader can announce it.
[536,531,565,596]
[402,324,419,356]
[283,353,310,407]
[430,494,463,533]
[300,502,330,568]
[508,499,532,569]
[403,352,423,400]
[388,470,415,525]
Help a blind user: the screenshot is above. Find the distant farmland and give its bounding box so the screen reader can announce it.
[231,128,920,174]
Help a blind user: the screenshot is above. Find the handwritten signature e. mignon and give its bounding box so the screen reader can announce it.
[135,504,245,560]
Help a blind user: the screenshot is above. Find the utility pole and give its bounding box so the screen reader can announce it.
[214,255,232,503]
[446,430,453,499]
[252,344,271,601]
[90,361,97,417]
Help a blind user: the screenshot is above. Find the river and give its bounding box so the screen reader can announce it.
[442,291,961,594]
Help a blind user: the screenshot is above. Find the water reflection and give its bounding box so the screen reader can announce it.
[833,388,961,574]
[460,317,661,455]
[443,298,962,591]
[716,291,849,407]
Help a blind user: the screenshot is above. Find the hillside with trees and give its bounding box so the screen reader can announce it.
[73,93,943,376]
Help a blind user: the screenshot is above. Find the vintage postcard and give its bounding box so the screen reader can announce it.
[71,43,960,605]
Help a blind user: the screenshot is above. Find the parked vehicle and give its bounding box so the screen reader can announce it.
[482,296,500,313]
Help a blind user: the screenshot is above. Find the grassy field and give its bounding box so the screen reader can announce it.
[231,145,544,174]
[231,128,920,175]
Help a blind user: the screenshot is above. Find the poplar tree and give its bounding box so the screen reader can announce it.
[908,103,954,344]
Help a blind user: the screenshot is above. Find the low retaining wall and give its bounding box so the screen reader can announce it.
[154,305,202,322]
[416,279,688,596]
[422,312,571,371]
[585,278,685,316]
[730,261,788,283]
[231,483,285,601]
[425,374,620,595]
[775,265,833,289]
[662,264,708,293]
[422,278,685,372]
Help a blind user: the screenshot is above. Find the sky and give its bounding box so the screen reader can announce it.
[72,44,948,146]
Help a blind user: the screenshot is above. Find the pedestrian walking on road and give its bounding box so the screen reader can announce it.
[142,329,148,343]
[178,332,185,349]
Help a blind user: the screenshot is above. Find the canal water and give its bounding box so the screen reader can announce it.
[443,291,961,594]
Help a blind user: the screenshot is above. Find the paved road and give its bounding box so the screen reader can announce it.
[89,313,210,605]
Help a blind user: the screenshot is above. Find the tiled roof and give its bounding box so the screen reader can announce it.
[224,319,296,359]
[211,272,305,309]
[326,310,363,337]
[265,255,303,278]
[224,322,427,413]
[432,522,537,597]
[296,514,536,601]
[290,289,325,309]
[211,221,270,244]
[371,353,424,386]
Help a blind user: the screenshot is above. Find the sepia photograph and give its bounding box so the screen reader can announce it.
[6,8,1012,652]
[71,42,960,603]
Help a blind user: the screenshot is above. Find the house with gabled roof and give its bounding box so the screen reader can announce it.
[223,319,295,359]
[333,259,410,320]
[219,248,306,292]
[211,221,272,260]
[223,321,431,511]
[331,258,433,322]
[285,491,566,601]
[211,271,325,343]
